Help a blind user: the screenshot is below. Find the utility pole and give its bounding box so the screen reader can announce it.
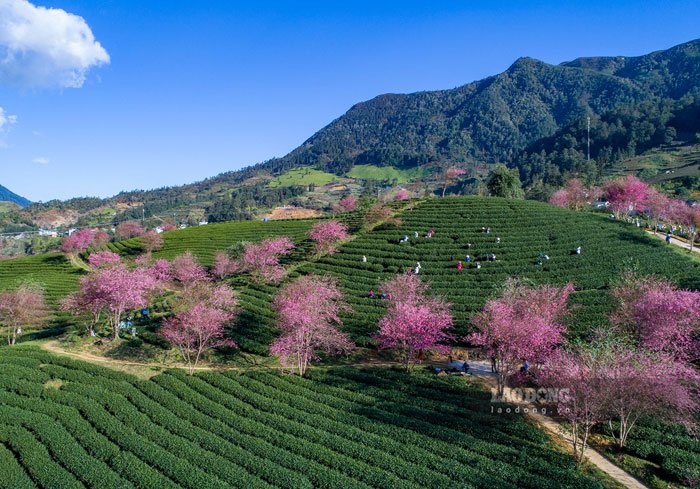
[587,116,591,161]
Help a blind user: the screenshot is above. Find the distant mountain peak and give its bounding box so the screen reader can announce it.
[0,184,31,207]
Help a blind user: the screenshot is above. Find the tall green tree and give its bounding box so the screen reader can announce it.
[487,165,524,199]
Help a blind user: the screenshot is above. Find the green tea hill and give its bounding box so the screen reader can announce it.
[0,345,606,489]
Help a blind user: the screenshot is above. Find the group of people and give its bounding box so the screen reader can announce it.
[367,290,392,300]
[118,316,137,338]
[431,354,470,375]
[400,230,435,243]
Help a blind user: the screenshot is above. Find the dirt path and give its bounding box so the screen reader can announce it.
[468,361,648,489]
[39,340,400,372]
[646,230,699,255]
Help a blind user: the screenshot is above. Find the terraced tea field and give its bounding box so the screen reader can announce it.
[0,346,606,489]
[593,417,700,487]
[236,197,700,351]
[109,219,320,265]
[0,254,82,304]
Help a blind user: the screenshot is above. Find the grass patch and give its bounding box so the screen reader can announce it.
[346,164,430,183]
[267,167,338,188]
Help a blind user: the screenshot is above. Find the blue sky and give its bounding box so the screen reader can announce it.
[1,0,699,202]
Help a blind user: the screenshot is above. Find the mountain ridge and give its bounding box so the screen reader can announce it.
[0,184,32,207]
[9,37,700,232]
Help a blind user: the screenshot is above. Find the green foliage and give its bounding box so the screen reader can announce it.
[0,253,82,327]
[517,96,700,189]
[0,346,607,489]
[108,219,318,265]
[486,165,524,199]
[594,418,700,485]
[346,165,430,184]
[267,167,338,188]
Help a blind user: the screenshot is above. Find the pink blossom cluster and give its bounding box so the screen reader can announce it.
[309,221,349,254]
[87,251,121,268]
[161,283,237,374]
[611,271,700,361]
[549,178,599,210]
[60,229,99,255]
[333,196,358,213]
[468,279,575,395]
[602,175,649,219]
[270,274,353,376]
[374,271,454,370]
[239,236,295,283]
[116,221,146,240]
[172,251,210,284]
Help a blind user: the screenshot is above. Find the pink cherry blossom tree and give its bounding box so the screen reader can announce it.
[538,342,699,461]
[549,178,596,211]
[337,196,358,212]
[172,251,209,285]
[643,188,671,235]
[611,271,700,361]
[599,347,699,449]
[160,220,178,232]
[309,221,349,255]
[468,278,575,396]
[442,167,467,197]
[211,250,237,280]
[602,175,649,219]
[161,283,237,374]
[270,274,354,376]
[116,221,146,240]
[87,251,121,268]
[0,281,47,345]
[150,258,174,283]
[237,236,294,283]
[60,277,109,336]
[537,346,611,462]
[672,202,700,253]
[89,263,161,340]
[93,230,111,248]
[394,190,410,201]
[374,272,454,371]
[60,229,97,255]
[140,231,164,254]
[549,189,570,208]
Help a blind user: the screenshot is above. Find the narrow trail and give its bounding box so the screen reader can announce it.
[39,340,647,488]
[39,340,399,372]
[646,230,700,255]
[468,361,649,489]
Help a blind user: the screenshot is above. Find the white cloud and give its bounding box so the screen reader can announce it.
[0,106,17,131]
[0,0,110,88]
[32,156,48,164]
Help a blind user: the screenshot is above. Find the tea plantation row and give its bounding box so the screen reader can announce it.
[109,219,319,265]
[0,346,605,489]
[233,197,700,350]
